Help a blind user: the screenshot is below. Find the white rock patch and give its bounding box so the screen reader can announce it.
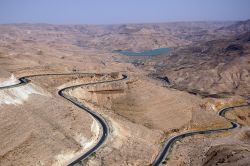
[53,153,76,166]
[0,83,48,106]
[85,118,100,149]
[0,74,48,106]
[0,74,19,87]
[53,118,101,166]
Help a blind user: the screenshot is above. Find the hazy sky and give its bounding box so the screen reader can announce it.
[0,0,250,24]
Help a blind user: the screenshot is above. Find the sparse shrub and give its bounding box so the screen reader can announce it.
[91,152,96,157]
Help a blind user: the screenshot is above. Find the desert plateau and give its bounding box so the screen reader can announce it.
[1,1,250,166]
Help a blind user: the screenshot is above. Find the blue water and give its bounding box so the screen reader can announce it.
[113,48,171,56]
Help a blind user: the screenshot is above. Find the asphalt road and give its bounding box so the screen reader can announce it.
[2,73,249,166]
[0,72,128,166]
[152,104,250,166]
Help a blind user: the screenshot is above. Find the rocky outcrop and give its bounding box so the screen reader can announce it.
[202,127,250,166]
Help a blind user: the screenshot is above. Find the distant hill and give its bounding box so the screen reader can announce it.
[133,31,250,98]
[0,21,237,52]
[216,19,250,35]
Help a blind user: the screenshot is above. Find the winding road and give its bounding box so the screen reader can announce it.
[0,72,128,166]
[152,103,250,166]
[1,72,250,166]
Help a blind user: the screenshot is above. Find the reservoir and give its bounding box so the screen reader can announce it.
[113,48,171,56]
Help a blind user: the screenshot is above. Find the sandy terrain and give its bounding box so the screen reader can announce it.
[166,109,250,166]
[0,74,105,165]
[0,20,249,166]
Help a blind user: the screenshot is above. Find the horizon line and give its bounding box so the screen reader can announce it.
[0,19,249,26]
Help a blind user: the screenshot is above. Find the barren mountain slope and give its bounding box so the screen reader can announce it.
[0,21,236,52]
[166,105,250,166]
[132,31,250,98]
[0,21,249,166]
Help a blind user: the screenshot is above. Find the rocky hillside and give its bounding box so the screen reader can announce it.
[216,19,250,35]
[0,21,235,52]
[131,32,250,99]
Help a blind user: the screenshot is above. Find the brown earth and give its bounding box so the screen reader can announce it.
[131,31,250,98]
[165,105,250,166]
[0,20,249,166]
